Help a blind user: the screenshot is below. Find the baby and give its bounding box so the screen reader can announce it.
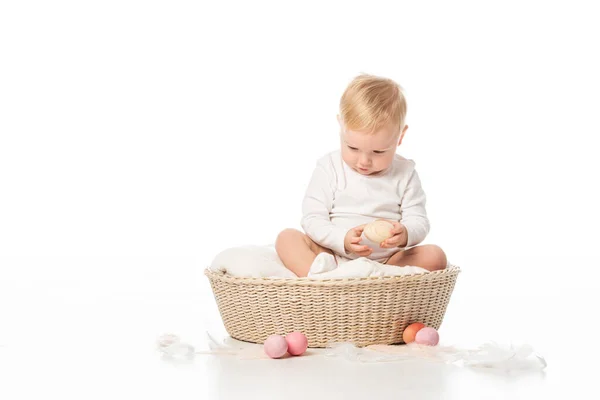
[275,74,447,277]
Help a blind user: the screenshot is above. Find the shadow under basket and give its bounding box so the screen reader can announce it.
[205,265,460,348]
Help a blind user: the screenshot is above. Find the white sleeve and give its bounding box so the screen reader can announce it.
[300,160,348,256]
[399,166,430,247]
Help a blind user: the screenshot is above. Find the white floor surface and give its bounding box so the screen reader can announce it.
[0,255,597,399]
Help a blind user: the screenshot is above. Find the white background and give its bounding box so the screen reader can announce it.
[1,1,599,398]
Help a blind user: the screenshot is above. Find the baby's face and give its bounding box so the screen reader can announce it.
[339,122,405,176]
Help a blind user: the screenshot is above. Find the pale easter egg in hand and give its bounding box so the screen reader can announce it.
[363,220,395,243]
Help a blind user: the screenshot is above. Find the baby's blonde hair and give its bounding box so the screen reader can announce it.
[339,74,407,134]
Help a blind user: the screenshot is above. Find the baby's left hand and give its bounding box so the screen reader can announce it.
[379,221,408,248]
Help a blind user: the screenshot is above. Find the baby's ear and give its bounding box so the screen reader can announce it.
[398,125,408,145]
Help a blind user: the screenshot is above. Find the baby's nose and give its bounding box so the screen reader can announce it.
[359,153,372,165]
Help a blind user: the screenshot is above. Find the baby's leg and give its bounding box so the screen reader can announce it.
[385,244,447,272]
[275,228,334,277]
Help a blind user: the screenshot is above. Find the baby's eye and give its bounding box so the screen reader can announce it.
[373,150,386,154]
[348,146,358,151]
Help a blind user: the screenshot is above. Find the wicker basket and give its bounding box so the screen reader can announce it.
[205,265,460,348]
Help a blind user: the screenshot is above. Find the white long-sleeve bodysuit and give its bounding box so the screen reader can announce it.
[301,150,430,262]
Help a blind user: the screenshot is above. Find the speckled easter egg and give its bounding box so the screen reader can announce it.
[285,332,308,356]
[264,335,288,358]
[402,322,426,343]
[415,327,439,346]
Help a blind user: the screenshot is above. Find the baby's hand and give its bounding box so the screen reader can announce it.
[378,221,408,248]
[344,224,373,257]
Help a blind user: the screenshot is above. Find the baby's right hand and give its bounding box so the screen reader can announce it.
[344,225,373,257]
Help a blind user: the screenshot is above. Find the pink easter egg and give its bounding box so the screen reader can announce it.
[414,327,440,346]
[285,331,308,356]
[263,335,288,358]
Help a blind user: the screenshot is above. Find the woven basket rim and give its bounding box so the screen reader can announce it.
[205,264,460,286]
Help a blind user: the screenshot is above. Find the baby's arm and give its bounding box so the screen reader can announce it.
[300,160,348,256]
[399,165,430,247]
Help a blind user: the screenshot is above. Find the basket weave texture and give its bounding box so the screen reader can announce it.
[205,265,460,348]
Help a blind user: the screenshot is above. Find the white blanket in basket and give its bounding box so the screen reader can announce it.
[209,245,429,279]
